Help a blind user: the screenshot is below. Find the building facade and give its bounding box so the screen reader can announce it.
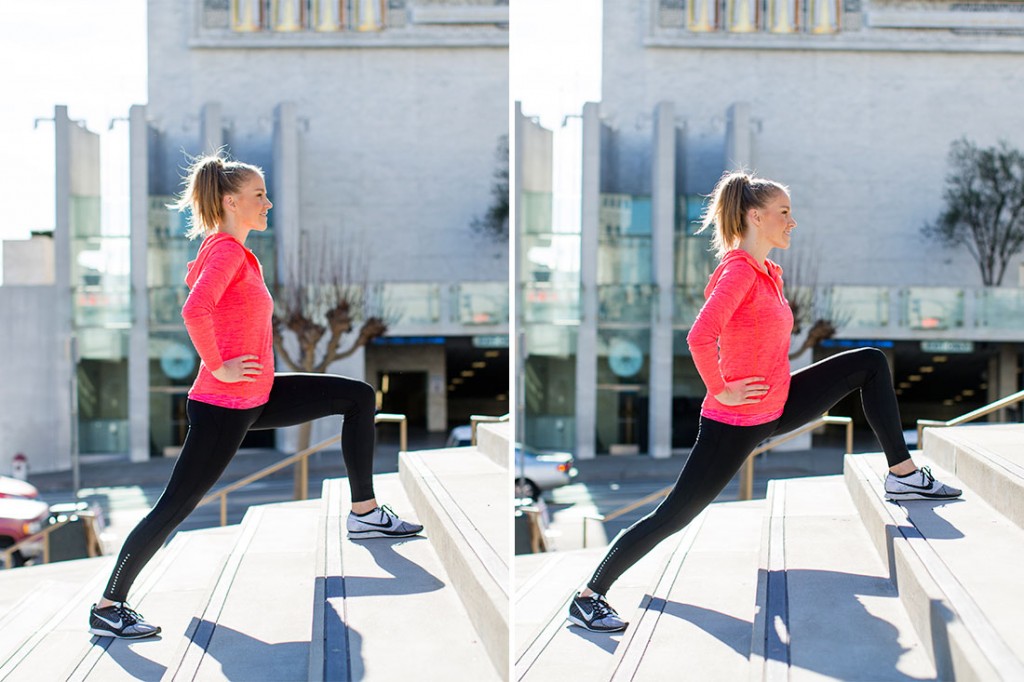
[519,0,1024,459]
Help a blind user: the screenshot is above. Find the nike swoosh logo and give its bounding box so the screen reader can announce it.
[355,517,393,529]
[891,479,934,491]
[94,613,123,629]
[577,602,594,620]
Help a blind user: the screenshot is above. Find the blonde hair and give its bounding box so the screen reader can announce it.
[172,153,264,239]
[698,171,788,258]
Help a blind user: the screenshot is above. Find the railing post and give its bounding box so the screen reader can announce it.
[400,418,407,453]
[845,421,853,454]
[43,532,50,564]
[220,495,228,527]
[296,457,309,501]
[739,456,754,501]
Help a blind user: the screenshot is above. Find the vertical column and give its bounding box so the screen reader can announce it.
[128,105,150,462]
[201,102,224,154]
[273,102,300,285]
[575,102,601,460]
[53,106,74,471]
[996,343,1020,423]
[726,102,752,170]
[649,102,676,459]
[514,103,526,444]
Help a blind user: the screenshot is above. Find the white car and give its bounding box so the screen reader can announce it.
[514,444,577,500]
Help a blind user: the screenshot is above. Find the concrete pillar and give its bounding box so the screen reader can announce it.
[128,104,150,462]
[273,102,300,286]
[514,102,526,444]
[726,102,752,170]
[575,102,601,460]
[53,106,75,471]
[649,102,675,459]
[200,101,224,153]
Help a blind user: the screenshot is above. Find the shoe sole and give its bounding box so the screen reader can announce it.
[565,614,628,633]
[88,626,161,639]
[347,529,424,540]
[885,491,962,501]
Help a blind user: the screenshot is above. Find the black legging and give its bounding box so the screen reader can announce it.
[103,373,376,602]
[587,347,911,595]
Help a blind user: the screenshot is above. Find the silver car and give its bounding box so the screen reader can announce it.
[514,445,577,500]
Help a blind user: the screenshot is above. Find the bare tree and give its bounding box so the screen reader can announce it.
[471,134,509,241]
[774,242,851,360]
[273,232,394,452]
[924,138,1024,286]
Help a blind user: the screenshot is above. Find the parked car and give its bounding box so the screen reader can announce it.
[514,444,577,500]
[0,475,40,500]
[0,497,50,567]
[446,425,473,448]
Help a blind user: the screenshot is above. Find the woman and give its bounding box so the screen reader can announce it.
[89,155,422,639]
[567,171,961,633]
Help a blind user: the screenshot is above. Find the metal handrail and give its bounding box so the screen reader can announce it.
[581,414,853,546]
[197,412,407,527]
[470,413,510,446]
[1,515,103,569]
[916,388,1024,446]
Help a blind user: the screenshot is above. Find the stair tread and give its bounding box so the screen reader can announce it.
[319,474,496,681]
[615,501,763,682]
[774,476,936,681]
[859,452,1024,663]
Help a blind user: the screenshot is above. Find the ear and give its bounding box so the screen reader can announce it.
[222,193,237,213]
[746,206,760,228]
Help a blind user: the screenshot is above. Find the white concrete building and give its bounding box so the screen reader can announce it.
[519,0,1024,459]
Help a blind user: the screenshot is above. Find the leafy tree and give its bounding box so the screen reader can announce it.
[472,135,509,240]
[925,138,1024,286]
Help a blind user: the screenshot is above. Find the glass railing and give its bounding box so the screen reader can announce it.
[149,286,190,327]
[522,283,579,324]
[978,288,1024,329]
[378,283,441,325]
[825,286,889,328]
[598,285,655,324]
[457,282,509,326]
[521,191,554,235]
[903,287,964,330]
[74,287,131,327]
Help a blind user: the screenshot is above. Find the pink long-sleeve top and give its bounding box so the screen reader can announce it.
[686,249,795,426]
[181,233,275,409]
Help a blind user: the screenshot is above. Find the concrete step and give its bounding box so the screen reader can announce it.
[0,522,232,681]
[922,424,1024,531]
[400,447,508,679]
[158,500,320,682]
[751,477,936,681]
[845,453,1024,680]
[514,534,677,681]
[476,420,511,470]
[608,501,763,682]
[312,475,495,681]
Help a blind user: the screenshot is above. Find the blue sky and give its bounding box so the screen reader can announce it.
[0,1,147,241]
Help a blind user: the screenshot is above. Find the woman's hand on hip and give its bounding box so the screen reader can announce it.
[715,376,769,406]
[212,355,263,383]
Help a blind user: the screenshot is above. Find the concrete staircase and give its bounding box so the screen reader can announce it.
[0,424,510,681]
[515,423,1024,681]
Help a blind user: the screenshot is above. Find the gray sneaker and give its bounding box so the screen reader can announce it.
[89,602,161,639]
[346,504,424,539]
[885,466,962,501]
[567,592,627,632]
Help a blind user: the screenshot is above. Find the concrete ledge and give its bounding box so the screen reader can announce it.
[923,424,1024,531]
[844,454,1024,680]
[749,482,787,682]
[400,449,508,679]
[477,421,510,470]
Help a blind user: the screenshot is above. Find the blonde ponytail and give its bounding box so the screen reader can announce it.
[698,171,788,258]
[171,153,264,239]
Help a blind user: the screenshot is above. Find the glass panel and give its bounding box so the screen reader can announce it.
[671,330,705,448]
[77,328,129,454]
[149,286,190,326]
[809,0,840,33]
[673,285,705,326]
[978,288,1024,329]
[727,0,760,31]
[272,0,304,30]
[314,0,346,31]
[596,329,650,454]
[522,191,554,235]
[150,330,201,389]
[521,233,580,285]
[688,0,720,31]
[597,284,654,323]
[904,288,964,330]
[523,324,578,451]
[354,0,386,31]
[381,283,440,325]
[232,0,263,30]
[75,287,132,327]
[523,284,580,324]
[827,286,889,328]
[457,282,508,326]
[768,0,800,32]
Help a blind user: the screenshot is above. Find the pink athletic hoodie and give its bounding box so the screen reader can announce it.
[181,233,275,409]
[686,249,794,426]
